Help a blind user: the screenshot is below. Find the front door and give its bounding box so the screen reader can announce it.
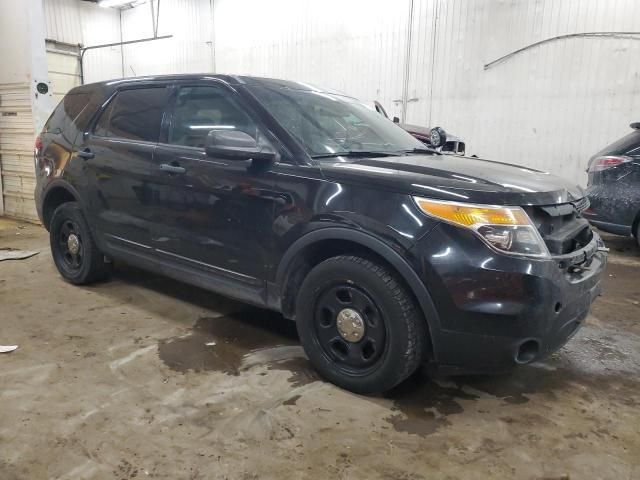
[148,83,279,287]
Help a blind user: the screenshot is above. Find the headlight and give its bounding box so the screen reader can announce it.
[413,197,550,258]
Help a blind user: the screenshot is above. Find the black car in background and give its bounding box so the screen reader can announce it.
[584,123,640,246]
[35,75,606,394]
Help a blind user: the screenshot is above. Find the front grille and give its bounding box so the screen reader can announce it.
[572,196,590,214]
[525,198,593,255]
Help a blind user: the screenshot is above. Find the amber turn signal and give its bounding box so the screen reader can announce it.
[413,198,530,228]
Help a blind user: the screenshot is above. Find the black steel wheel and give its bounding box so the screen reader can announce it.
[296,255,426,394]
[50,202,111,284]
[57,219,84,273]
[314,284,387,374]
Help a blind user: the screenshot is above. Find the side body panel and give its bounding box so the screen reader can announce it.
[586,130,640,233]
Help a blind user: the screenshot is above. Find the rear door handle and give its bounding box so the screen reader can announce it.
[159,163,186,174]
[76,148,94,160]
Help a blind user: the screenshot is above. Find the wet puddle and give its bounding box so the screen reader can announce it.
[384,329,640,437]
[383,368,567,437]
[384,374,480,436]
[158,308,318,385]
[157,306,640,438]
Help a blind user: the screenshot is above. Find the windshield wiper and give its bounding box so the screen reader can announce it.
[311,150,402,159]
[401,147,442,155]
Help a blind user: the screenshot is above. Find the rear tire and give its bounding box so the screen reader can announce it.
[50,202,112,284]
[295,255,426,394]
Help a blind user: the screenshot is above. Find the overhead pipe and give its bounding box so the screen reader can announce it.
[484,31,640,70]
[79,35,173,84]
[80,0,169,84]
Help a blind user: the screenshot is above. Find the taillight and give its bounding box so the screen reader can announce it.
[34,135,43,169]
[588,155,632,172]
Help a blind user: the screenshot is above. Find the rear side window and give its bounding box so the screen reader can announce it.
[94,87,167,142]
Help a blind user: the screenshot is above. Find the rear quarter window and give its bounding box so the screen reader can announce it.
[94,88,168,142]
[43,92,91,134]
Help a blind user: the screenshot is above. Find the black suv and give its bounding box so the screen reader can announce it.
[35,75,606,394]
[584,123,640,246]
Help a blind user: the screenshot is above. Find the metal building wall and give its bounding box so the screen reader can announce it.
[44,0,122,83]
[212,0,412,121]
[119,0,214,76]
[51,0,640,185]
[405,0,640,184]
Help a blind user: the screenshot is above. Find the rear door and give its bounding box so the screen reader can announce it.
[78,86,169,250]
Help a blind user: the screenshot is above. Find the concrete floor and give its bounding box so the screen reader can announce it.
[1,217,639,480]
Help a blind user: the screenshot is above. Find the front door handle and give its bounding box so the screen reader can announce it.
[76,148,94,160]
[159,163,186,174]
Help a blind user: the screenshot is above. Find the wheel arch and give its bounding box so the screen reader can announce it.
[274,227,441,361]
[41,181,83,231]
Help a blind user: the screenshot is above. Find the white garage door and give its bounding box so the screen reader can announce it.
[46,40,81,105]
[0,82,38,221]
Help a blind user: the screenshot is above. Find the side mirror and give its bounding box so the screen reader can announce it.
[429,126,447,148]
[392,116,400,124]
[205,130,276,161]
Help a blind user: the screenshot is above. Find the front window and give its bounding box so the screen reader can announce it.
[247,85,425,156]
[169,85,259,148]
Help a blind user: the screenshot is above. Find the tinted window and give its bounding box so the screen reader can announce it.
[94,88,167,142]
[168,85,257,148]
[44,93,91,134]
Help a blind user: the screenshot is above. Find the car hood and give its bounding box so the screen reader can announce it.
[317,153,585,206]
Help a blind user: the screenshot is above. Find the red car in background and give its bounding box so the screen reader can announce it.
[374,101,466,155]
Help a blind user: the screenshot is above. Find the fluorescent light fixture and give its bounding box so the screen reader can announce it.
[188,125,236,130]
[99,0,135,8]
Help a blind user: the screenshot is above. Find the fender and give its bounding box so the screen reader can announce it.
[40,180,92,231]
[274,227,442,361]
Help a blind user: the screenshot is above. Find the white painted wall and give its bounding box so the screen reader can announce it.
[44,0,640,185]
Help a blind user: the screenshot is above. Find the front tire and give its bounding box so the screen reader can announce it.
[50,202,112,284]
[295,255,426,394]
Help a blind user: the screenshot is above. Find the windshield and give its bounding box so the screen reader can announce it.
[246,85,426,156]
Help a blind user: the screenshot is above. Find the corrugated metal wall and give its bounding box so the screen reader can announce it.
[121,0,214,76]
[44,0,640,185]
[44,0,122,83]
[405,0,640,184]
[212,0,412,120]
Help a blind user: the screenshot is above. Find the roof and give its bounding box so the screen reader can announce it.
[72,74,323,93]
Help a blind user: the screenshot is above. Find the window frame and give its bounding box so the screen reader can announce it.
[91,84,170,144]
[159,80,286,162]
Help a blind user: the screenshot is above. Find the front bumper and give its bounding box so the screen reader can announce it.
[409,223,607,375]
